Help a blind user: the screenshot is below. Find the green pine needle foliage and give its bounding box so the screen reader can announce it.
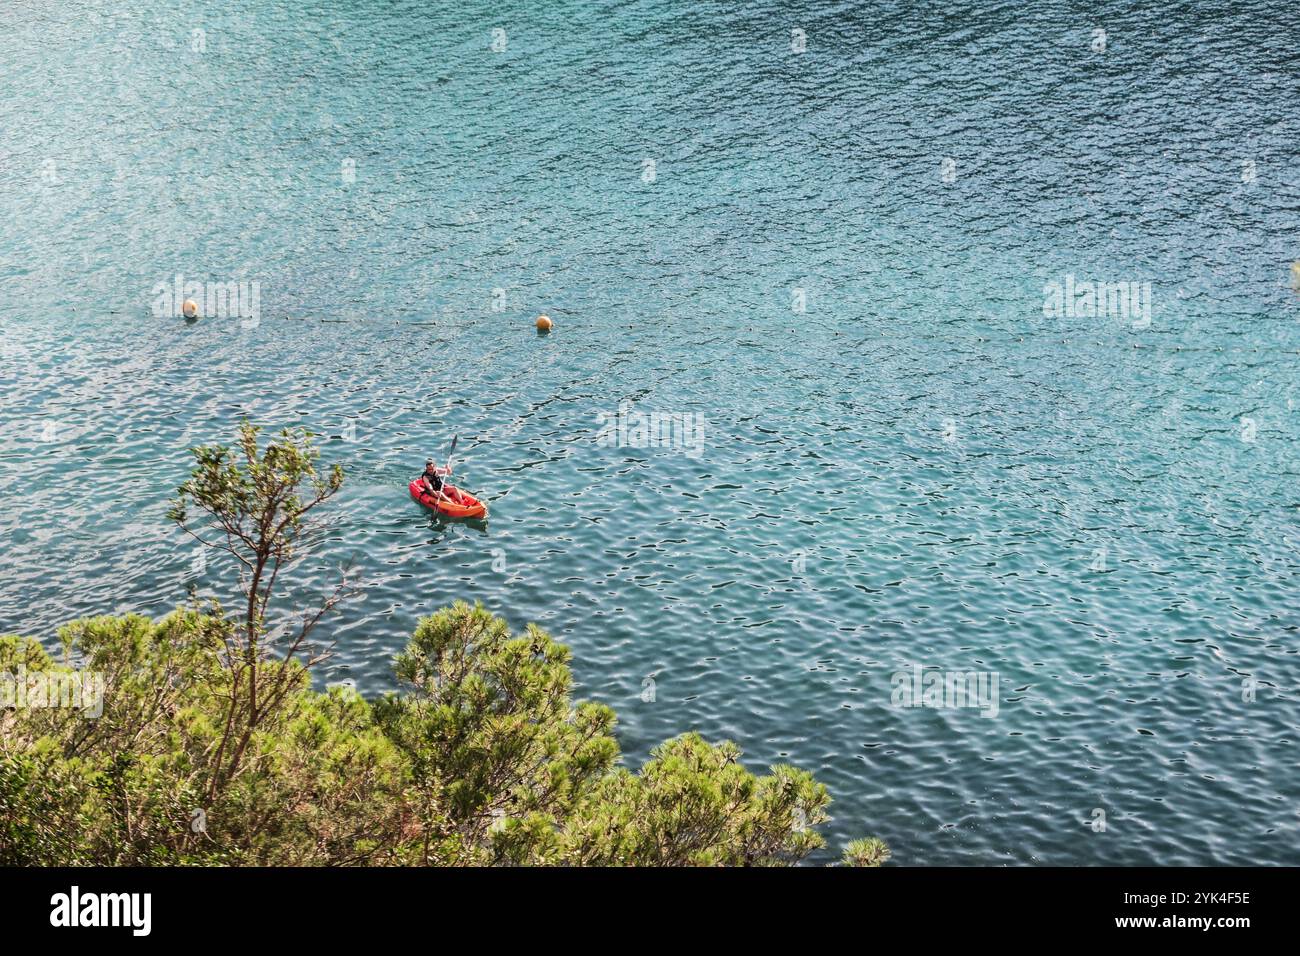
[2,422,889,867]
[2,603,888,866]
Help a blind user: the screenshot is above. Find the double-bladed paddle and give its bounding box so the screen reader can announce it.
[433,434,458,509]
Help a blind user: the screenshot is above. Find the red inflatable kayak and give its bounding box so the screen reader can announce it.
[408,479,487,519]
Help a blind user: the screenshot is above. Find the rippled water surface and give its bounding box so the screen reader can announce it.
[2,0,1299,864]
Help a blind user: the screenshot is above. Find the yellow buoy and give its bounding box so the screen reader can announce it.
[1291,261,1300,290]
[182,298,199,319]
[536,314,553,332]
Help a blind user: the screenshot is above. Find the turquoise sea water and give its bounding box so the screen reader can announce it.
[2,1,1299,864]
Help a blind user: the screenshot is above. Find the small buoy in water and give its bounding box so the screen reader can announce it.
[1291,261,1300,290]
[536,314,553,333]
[182,298,199,319]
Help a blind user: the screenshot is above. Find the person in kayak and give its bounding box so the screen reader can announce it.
[418,458,451,497]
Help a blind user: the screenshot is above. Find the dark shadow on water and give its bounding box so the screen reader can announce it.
[417,508,490,539]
